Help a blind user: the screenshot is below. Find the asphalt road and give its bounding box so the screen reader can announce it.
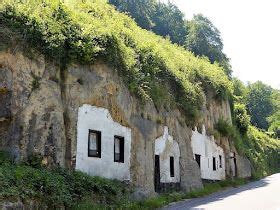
[162,173,280,210]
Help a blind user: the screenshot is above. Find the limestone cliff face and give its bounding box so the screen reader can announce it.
[0,50,251,194]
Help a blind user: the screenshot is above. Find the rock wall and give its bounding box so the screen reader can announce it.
[0,50,251,196]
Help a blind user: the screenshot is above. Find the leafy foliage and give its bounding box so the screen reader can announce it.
[232,77,248,103]
[151,2,187,45]
[246,81,274,130]
[245,126,280,177]
[109,0,187,45]
[234,103,250,134]
[214,118,280,178]
[267,90,280,138]
[0,161,131,208]
[185,14,232,76]
[0,0,232,123]
[109,0,156,30]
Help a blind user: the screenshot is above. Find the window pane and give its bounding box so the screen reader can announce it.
[114,136,124,163]
[115,137,120,154]
[89,133,97,150]
[88,130,101,158]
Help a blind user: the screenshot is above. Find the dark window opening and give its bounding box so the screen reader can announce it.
[195,154,201,168]
[114,136,124,163]
[170,156,174,177]
[219,155,222,168]
[154,155,160,192]
[88,130,101,158]
[213,157,217,171]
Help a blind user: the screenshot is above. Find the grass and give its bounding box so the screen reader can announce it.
[136,178,249,209]
[0,151,250,209]
[0,153,132,208]
[0,0,233,124]
[214,119,280,179]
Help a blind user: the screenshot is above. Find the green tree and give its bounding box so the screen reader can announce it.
[246,81,274,130]
[151,2,187,45]
[185,14,231,76]
[267,89,280,138]
[109,0,156,30]
[232,77,248,103]
[109,0,187,45]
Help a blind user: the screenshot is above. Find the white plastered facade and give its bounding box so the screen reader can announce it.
[155,126,180,183]
[76,104,131,181]
[191,125,226,180]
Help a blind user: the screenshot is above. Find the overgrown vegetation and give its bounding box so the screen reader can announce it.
[0,152,133,208]
[214,118,280,178]
[0,151,251,209]
[109,0,232,76]
[0,0,232,123]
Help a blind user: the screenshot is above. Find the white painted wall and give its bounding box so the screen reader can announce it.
[76,104,131,181]
[191,125,226,180]
[155,126,180,183]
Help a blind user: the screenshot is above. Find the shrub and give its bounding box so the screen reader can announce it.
[214,119,234,137]
[234,103,250,134]
[0,162,131,208]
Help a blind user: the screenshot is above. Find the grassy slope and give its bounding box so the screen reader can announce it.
[0,0,232,122]
[0,158,248,209]
[243,126,280,177]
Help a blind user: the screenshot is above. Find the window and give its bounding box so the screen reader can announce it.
[213,157,217,171]
[195,154,201,168]
[114,136,124,163]
[219,155,222,168]
[170,156,174,177]
[88,130,101,158]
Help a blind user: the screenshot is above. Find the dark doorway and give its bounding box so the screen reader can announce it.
[170,156,174,177]
[195,154,201,168]
[213,157,217,171]
[233,153,237,177]
[154,155,160,192]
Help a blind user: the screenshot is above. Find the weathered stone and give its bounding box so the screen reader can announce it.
[0,50,251,199]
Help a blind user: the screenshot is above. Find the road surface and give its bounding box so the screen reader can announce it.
[162,173,280,210]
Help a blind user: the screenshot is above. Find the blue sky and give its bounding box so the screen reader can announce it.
[164,0,280,89]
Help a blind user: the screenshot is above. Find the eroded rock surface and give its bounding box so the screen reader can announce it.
[0,50,251,196]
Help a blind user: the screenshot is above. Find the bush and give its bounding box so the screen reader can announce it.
[214,117,280,178]
[0,162,131,208]
[234,103,250,134]
[214,119,235,137]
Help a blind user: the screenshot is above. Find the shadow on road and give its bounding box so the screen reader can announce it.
[162,177,271,210]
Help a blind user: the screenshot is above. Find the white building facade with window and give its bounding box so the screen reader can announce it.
[155,126,180,183]
[76,104,131,181]
[191,125,226,180]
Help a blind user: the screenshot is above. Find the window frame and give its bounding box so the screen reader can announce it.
[88,130,101,158]
[170,156,175,177]
[114,135,125,163]
[195,154,201,168]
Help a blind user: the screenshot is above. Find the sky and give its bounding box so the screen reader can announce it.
[164,0,280,89]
